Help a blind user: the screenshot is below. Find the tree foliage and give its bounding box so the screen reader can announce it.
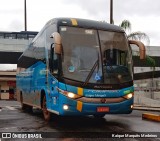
[119,19,155,69]
[119,20,150,46]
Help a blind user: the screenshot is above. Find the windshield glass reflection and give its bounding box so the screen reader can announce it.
[60,26,133,85]
[60,27,102,83]
[99,30,133,84]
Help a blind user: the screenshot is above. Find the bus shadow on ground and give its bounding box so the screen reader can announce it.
[18,107,130,133]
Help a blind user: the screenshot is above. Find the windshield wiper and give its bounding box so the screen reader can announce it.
[83,59,99,86]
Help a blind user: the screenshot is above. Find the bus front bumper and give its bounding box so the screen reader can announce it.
[57,95,133,116]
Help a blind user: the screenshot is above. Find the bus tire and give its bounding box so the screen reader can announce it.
[20,94,27,110]
[93,114,105,118]
[42,95,51,121]
[27,105,33,113]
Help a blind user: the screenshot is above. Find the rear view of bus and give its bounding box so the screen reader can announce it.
[16,18,145,120]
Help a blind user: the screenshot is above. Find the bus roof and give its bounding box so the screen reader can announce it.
[32,18,125,45]
[46,18,124,33]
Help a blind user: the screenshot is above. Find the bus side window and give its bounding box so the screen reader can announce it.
[53,53,58,74]
[50,44,58,75]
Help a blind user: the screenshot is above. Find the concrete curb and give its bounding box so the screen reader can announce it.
[133,105,160,122]
[142,113,160,122]
[133,106,160,112]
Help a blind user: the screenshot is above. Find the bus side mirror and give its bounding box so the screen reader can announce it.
[129,40,146,60]
[50,32,62,54]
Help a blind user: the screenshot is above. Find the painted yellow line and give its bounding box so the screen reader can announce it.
[142,113,160,122]
[5,106,16,110]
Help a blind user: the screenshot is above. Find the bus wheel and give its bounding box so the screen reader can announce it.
[42,95,51,121]
[93,114,105,118]
[27,105,33,113]
[20,94,27,110]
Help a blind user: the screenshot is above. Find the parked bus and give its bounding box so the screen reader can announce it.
[16,18,145,120]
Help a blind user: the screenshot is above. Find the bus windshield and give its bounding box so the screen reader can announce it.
[99,30,133,84]
[60,26,133,85]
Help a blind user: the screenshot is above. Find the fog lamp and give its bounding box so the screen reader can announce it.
[63,105,69,110]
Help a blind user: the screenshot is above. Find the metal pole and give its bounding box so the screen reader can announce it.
[110,0,113,24]
[24,0,27,31]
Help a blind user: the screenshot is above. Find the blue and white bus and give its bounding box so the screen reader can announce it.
[16,18,146,120]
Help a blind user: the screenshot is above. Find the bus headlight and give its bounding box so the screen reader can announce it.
[68,92,75,98]
[66,92,82,99]
[123,93,133,99]
[57,87,82,99]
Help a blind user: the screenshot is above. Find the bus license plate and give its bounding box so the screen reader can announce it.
[97,107,109,112]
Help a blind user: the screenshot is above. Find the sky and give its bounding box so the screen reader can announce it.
[0,0,160,70]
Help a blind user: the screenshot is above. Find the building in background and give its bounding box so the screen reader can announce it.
[0,70,16,100]
[133,46,160,96]
[0,31,37,100]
